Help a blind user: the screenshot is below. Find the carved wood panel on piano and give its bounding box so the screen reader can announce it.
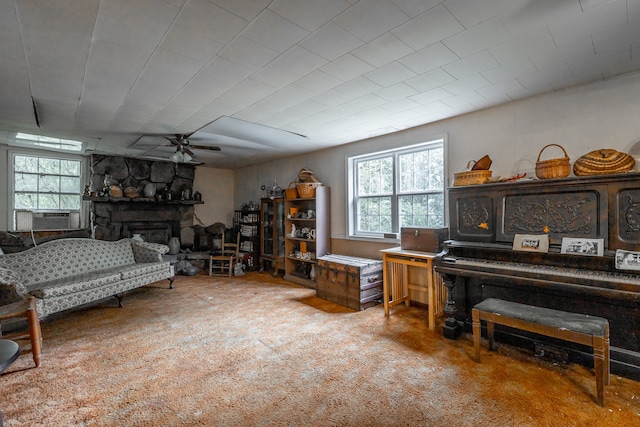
[435,173,640,381]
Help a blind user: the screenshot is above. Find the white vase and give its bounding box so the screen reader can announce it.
[168,237,180,255]
[131,234,144,242]
[309,264,316,280]
[143,183,156,198]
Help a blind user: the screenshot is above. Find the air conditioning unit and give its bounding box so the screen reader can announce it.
[16,211,80,231]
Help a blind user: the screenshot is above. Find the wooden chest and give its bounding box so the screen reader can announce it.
[316,254,383,310]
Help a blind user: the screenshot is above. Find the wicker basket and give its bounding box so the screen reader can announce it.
[453,170,492,186]
[109,185,123,198]
[124,186,139,198]
[285,182,298,199]
[535,144,571,179]
[296,182,322,198]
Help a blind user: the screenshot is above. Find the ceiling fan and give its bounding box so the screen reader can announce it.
[164,134,221,162]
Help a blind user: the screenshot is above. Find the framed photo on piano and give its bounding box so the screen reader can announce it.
[560,237,604,256]
[512,234,549,253]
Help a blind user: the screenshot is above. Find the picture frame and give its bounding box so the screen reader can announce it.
[560,237,604,256]
[615,249,640,271]
[512,234,549,253]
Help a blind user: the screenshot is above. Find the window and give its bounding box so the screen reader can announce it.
[348,138,446,239]
[11,153,83,230]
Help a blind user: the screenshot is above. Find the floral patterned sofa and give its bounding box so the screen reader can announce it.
[0,238,174,318]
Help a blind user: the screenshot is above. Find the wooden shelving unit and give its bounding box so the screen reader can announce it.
[283,186,330,289]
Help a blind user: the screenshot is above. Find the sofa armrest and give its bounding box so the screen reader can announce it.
[131,240,170,263]
[0,267,28,306]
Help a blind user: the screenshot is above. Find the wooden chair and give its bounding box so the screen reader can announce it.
[209,231,240,277]
[0,296,42,367]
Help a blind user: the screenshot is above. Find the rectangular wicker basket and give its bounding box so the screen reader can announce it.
[453,170,492,186]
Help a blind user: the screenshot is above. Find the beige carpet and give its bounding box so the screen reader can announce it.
[1,272,640,426]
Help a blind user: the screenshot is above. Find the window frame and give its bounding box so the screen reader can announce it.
[346,136,448,241]
[8,149,88,232]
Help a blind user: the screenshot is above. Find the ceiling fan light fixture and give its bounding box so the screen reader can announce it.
[170,150,184,163]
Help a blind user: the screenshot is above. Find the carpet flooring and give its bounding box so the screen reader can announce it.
[1,272,640,426]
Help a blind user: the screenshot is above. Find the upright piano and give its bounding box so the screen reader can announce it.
[434,173,640,380]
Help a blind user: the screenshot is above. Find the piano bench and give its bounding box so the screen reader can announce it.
[472,298,610,406]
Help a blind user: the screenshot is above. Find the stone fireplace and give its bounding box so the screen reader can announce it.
[86,155,200,243]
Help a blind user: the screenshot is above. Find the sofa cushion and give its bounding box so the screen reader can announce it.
[118,262,170,280]
[29,270,122,299]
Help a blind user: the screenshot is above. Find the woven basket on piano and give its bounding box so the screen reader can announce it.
[535,144,571,179]
[453,170,492,186]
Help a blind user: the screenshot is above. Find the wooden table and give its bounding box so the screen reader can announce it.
[380,247,446,330]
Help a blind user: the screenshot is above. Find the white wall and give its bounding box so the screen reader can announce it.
[193,166,235,228]
[234,71,640,255]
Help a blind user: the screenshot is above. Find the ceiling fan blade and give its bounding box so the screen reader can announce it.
[190,144,221,151]
[164,136,180,146]
[184,146,195,156]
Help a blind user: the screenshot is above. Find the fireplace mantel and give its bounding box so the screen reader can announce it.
[83,196,203,205]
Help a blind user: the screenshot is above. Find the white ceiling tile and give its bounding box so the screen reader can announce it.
[298,22,364,61]
[92,0,179,49]
[352,33,415,68]
[489,31,556,65]
[219,36,279,71]
[498,1,582,38]
[392,5,464,50]
[443,17,511,58]
[378,98,421,113]
[160,26,224,63]
[441,91,487,109]
[517,65,573,91]
[364,62,416,87]
[295,70,343,93]
[529,36,595,71]
[375,83,419,101]
[481,59,537,84]
[579,0,619,12]
[269,0,351,31]
[175,0,248,44]
[445,0,527,27]
[312,89,354,107]
[211,0,272,22]
[242,9,309,53]
[320,54,375,81]
[475,79,525,102]
[441,74,491,95]
[334,77,382,98]
[408,88,452,105]
[270,46,328,76]
[405,68,456,92]
[251,63,301,88]
[549,0,628,45]
[333,0,410,42]
[391,0,442,18]
[592,24,640,55]
[399,42,459,74]
[342,93,388,110]
[442,51,500,79]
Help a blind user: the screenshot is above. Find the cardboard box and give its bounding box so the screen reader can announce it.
[400,227,448,253]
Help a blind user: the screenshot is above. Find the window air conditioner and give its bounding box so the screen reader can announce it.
[16,211,80,231]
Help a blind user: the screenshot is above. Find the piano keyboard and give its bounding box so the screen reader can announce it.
[452,258,640,285]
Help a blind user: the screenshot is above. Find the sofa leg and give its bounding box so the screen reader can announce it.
[115,293,125,308]
[168,276,175,289]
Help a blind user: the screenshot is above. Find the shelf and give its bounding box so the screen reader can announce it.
[286,237,315,242]
[286,255,316,263]
[83,196,203,204]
